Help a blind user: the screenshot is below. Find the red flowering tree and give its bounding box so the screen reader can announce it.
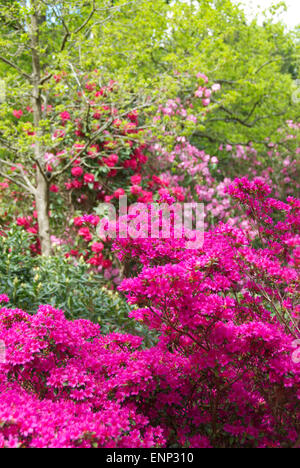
[0,0,158,255]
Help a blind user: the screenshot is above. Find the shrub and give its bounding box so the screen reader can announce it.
[0,227,155,342]
[116,178,300,447]
[0,180,299,448]
[0,302,164,448]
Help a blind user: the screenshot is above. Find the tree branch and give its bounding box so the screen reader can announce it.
[40,73,53,85]
[0,55,31,81]
[209,98,287,128]
[0,157,36,194]
[74,0,96,34]
[0,170,35,194]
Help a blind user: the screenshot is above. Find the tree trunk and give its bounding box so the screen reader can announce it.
[35,170,51,256]
[30,2,51,256]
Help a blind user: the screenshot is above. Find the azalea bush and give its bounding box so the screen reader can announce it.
[0,180,299,448]
[0,300,165,448]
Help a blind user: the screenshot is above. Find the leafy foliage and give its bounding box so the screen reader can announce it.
[0,226,155,342]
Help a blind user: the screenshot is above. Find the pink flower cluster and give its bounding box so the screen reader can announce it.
[0,305,165,448]
[115,179,300,447]
[0,179,299,448]
[0,295,9,304]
